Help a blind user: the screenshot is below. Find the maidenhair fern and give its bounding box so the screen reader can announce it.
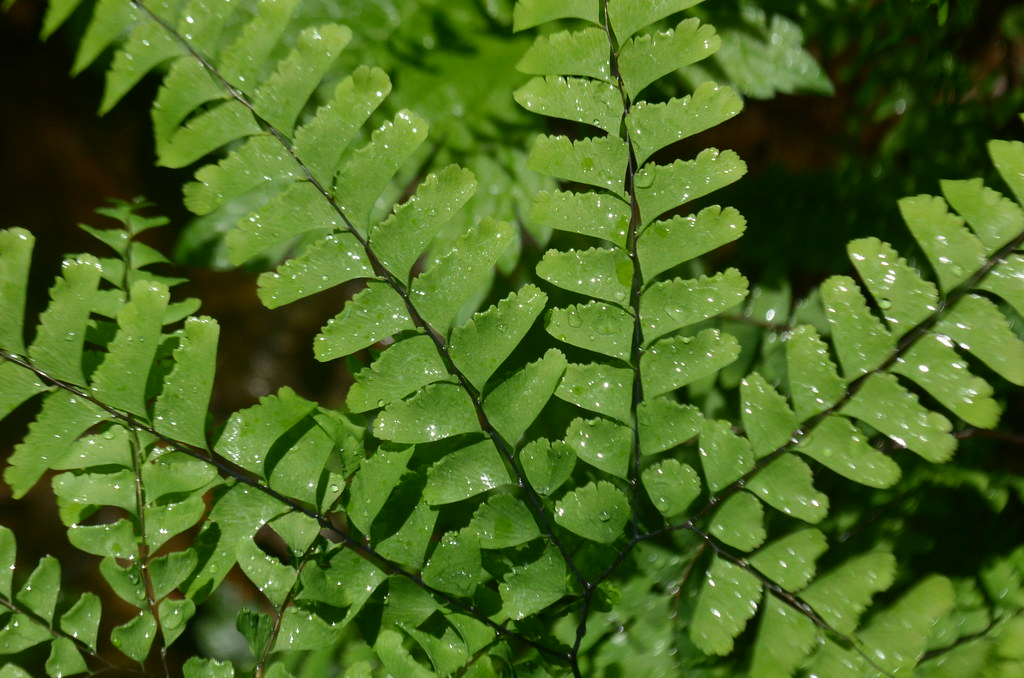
[1,0,1023,676]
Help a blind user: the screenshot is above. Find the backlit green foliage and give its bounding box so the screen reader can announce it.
[1,0,1022,676]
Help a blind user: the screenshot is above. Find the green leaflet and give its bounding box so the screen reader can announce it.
[642,458,701,516]
[517,27,609,81]
[841,373,955,462]
[635,150,747,226]
[28,256,102,385]
[251,24,351,132]
[554,480,630,544]
[335,111,429,232]
[520,438,576,495]
[565,417,632,479]
[483,349,567,442]
[513,76,621,135]
[182,134,295,216]
[637,398,703,455]
[315,282,414,361]
[749,529,828,592]
[537,247,632,304]
[746,453,829,524]
[4,391,106,499]
[53,468,137,525]
[691,557,762,655]
[935,294,1024,386]
[640,269,748,344]
[512,0,600,31]
[638,206,746,279]
[850,576,956,675]
[618,18,720,99]
[152,317,219,447]
[0,362,47,422]
[627,82,743,166]
[89,280,168,417]
[848,237,940,340]
[900,195,986,293]
[467,494,540,548]
[892,333,999,429]
[750,596,818,678]
[111,611,157,662]
[411,218,514,332]
[257,232,373,309]
[72,0,139,75]
[528,135,629,197]
[293,66,392,186]
[786,325,846,419]
[499,545,567,620]
[709,491,766,551]
[555,362,633,424]
[370,165,478,283]
[547,301,633,360]
[422,530,483,597]
[530,191,630,248]
[448,285,547,391]
[607,0,704,42]
[942,176,1024,253]
[151,65,223,145]
[348,335,451,413]
[424,439,512,505]
[347,446,413,535]
[699,419,755,494]
[821,275,894,377]
[159,101,262,169]
[740,373,798,457]
[797,415,902,489]
[641,329,741,398]
[215,387,317,477]
[227,181,339,266]
[0,228,33,354]
[102,21,183,114]
[801,551,897,636]
[374,382,480,443]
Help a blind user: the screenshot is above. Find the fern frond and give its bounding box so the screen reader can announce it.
[0,527,107,676]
